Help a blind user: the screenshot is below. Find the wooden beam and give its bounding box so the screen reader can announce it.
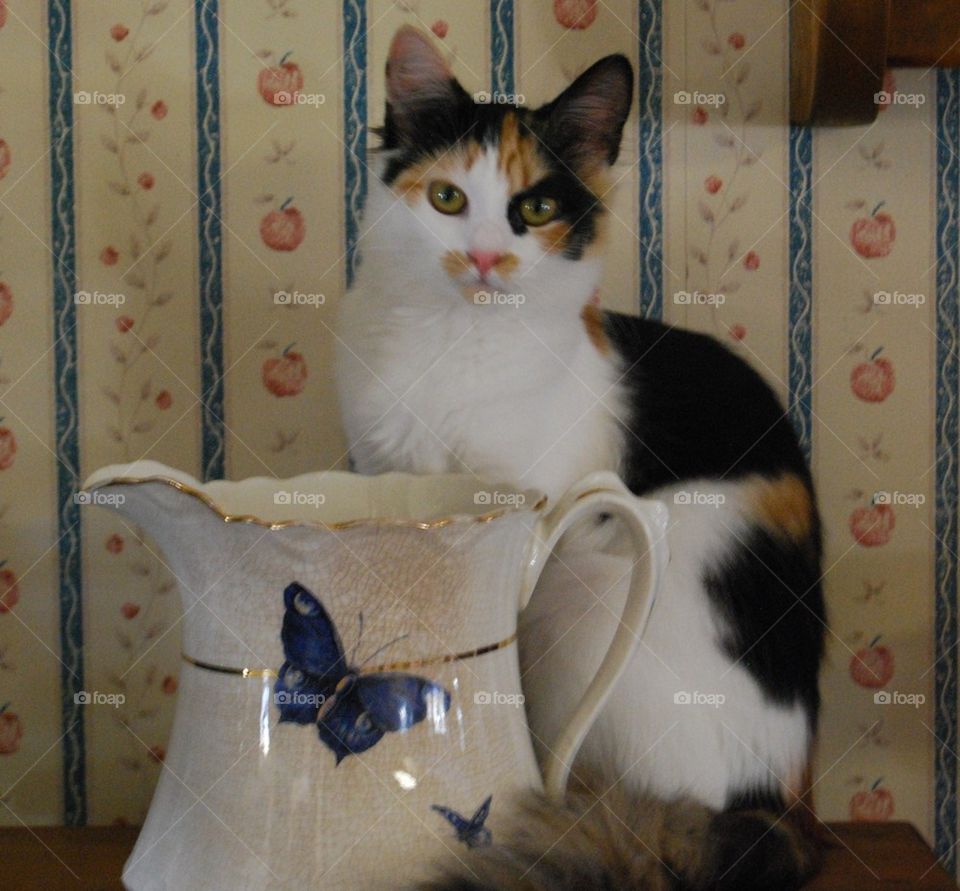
[888,0,960,67]
[791,0,889,125]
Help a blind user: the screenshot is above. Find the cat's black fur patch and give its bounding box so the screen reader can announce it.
[603,311,825,733]
[602,312,813,487]
[704,524,824,719]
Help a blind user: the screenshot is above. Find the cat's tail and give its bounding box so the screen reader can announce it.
[417,777,821,891]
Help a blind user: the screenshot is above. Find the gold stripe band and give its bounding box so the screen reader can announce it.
[181,632,518,680]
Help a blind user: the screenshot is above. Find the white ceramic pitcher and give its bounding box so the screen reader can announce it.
[82,461,668,890]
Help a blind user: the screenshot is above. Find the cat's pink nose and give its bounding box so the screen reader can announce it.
[467,251,504,277]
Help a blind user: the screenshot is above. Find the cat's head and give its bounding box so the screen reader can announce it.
[370,26,633,315]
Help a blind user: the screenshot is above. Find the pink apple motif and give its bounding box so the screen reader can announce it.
[849,504,895,547]
[0,282,12,326]
[260,199,305,252]
[851,203,896,258]
[0,140,11,180]
[851,348,895,403]
[258,53,304,107]
[105,534,124,555]
[0,705,23,756]
[0,424,15,471]
[0,566,19,613]
[850,636,894,687]
[262,345,308,397]
[554,0,598,30]
[878,70,895,114]
[850,781,894,822]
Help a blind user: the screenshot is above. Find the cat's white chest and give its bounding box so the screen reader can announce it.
[337,302,624,502]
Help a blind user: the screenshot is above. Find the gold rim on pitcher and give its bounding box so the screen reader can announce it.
[80,474,548,531]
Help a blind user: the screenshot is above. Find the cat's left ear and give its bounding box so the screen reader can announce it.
[384,26,470,141]
[537,55,634,167]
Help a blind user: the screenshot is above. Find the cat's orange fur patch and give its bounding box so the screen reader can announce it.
[393,144,482,203]
[580,303,609,355]
[748,473,814,546]
[492,253,520,277]
[499,113,548,192]
[534,220,574,255]
[441,250,472,278]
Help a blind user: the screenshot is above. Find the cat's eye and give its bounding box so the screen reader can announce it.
[519,196,559,227]
[428,180,467,215]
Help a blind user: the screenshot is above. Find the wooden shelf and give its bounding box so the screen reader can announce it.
[791,0,960,125]
[0,822,957,889]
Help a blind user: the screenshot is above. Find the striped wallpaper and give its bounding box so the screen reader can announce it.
[0,0,956,878]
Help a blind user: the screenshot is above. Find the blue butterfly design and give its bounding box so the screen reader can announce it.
[274,582,452,764]
[431,795,493,848]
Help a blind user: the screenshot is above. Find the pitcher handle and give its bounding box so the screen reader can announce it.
[521,471,670,798]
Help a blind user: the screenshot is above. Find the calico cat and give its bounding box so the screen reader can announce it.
[336,26,825,890]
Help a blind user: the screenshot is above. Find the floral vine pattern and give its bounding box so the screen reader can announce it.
[94,5,181,813]
[685,0,763,340]
[0,2,19,758]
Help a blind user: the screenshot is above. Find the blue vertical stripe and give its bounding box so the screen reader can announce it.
[637,0,663,320]
[47,0,85,825]
[344,0,367,288]
[788,125,813,460]
[195,0,225,481]
[490,0,515,99]
[934,67,959,877]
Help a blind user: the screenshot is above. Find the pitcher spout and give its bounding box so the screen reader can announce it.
[81,460,209,545]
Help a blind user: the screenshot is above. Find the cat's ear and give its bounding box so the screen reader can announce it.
[384,26,469,140]
[537,55,634,167]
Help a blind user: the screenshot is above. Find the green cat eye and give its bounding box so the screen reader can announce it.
[428,180,468,215]
[519,196,559,227]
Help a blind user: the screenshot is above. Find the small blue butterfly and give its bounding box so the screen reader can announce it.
[432,795,493,848]
[274,582,452,764]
